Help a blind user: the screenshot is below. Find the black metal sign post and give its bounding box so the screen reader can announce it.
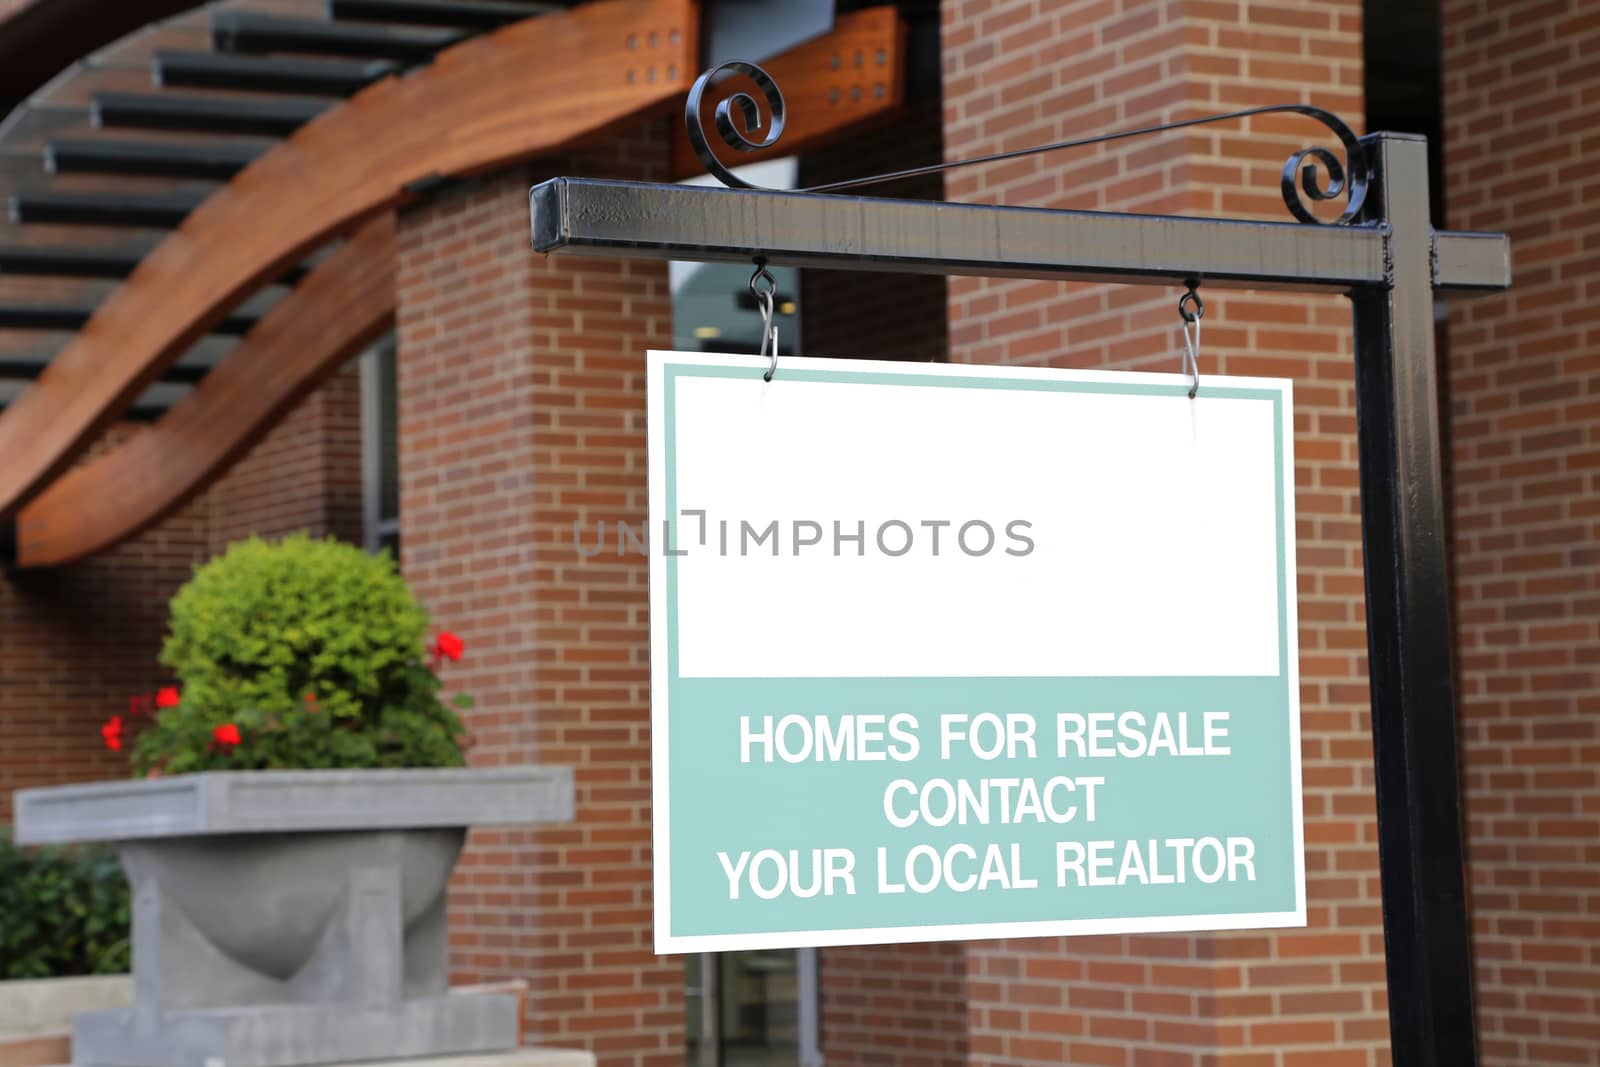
[527,65,1509,1066]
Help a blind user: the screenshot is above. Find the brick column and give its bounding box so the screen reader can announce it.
[395,124,679,1066]
[1443,3,1600,1063]
[942,2,1381,1063]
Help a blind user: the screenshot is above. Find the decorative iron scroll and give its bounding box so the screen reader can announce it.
[685,61,1369,226]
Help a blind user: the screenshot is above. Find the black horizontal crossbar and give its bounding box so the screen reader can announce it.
[0,246,309,285]
[9,190,206,228]
[212,11,461,60]
[0,308,94,331]
[0,306,257,336]
[45,139,264,180]
[153,50,395,96]
[0,399,166,424]
[327,0,549,29]
[0,246,145,278]
[0,359,207,390]
[529,178,1511,294]
[93,91,327,137]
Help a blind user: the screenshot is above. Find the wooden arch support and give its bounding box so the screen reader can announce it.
[9,7,906,568]
[15,219,397,567]
[0,0,700,525]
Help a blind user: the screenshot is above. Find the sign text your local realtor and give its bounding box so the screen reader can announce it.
[718,711,1253,900]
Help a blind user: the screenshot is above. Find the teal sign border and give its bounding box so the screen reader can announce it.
[653,356,1302,952]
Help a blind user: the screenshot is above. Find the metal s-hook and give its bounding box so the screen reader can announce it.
[1178,279,1204,399]
[750,260,779,381]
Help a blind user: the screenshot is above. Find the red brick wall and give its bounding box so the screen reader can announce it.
[799,97,950,365]
[821,941,967,1066]
[394,125,680,1066]
[207,361,366,552]
[1443,2,1600,1063]
[941,1,1382,1064]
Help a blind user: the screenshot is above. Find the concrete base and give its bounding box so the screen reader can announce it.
[11,769,575,1067]
[14,768,574,846]
[56,1048,592,1067]
[0,977,131,1037]
[73,994,517,1067]
[354,1054,595,1067]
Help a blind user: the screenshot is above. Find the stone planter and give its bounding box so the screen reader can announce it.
[14,767,573,1067]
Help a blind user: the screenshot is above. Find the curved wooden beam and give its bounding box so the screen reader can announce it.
[0,0,697,521]
[13,218,396,568]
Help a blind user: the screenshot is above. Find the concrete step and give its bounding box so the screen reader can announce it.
[22,1051,593,1067]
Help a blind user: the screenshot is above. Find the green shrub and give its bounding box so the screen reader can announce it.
[130,535,469,776]
[0,832,130,979]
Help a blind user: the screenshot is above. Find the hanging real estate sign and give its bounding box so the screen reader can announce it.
[646,351,1303,953]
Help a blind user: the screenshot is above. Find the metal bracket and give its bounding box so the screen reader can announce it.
[401,171,457,200]
[686,61,1370,226]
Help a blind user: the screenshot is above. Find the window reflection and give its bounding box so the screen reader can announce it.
[686,951,805,1067]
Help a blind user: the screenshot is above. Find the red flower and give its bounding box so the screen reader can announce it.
[101,716,124,752]
[435,631,465,662]
[128,693,154,717]
[212,723,242,747]
[155,686,181,709]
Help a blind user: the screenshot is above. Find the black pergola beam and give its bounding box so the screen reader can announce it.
[528,178,1510,294]
[44,139,263,180]
[93,91,327,137]
[0,406,165,428]
[0,308,95,331]
[0,358,208,385]
[0,401,166,424]
[9,190,205,228]
[153,50,395,96]
[0,360,206,389]
[0,306,257,336]
[0,246,144,278]
[211,11,460,60]
[327,0,548,30]
[0,246,309,285]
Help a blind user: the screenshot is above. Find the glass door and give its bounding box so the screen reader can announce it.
[686,949,820,1067]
